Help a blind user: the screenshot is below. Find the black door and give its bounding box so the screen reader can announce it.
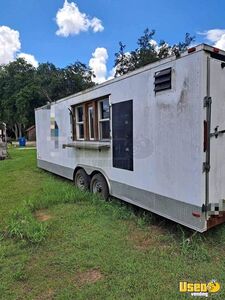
[112,100,133,171]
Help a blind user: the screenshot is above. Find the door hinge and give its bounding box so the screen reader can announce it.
[203,162,210,173]
[210,126,225,138]
[203,96,212,107]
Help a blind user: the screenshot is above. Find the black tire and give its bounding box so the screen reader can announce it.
[90,174,109,199]
[74,169,90,191]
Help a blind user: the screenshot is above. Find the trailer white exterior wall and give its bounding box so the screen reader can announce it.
[35,44,225,232]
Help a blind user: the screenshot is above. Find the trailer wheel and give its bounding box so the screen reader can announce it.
[90,174,109,199]
[74,169,90,191]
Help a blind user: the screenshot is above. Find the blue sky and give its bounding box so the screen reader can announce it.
[1,0,225,82]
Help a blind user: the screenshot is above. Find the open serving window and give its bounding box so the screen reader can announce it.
[64,96,111,150]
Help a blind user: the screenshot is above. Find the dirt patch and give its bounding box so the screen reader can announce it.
[35,288,55,300]
[75,268,103,286]
[20,284,55,300]
[34,210,52,222]
[133,237,153,250]
[129,229,154,251]
[127,224,169,251]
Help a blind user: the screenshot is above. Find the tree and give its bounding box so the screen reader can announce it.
[35,62,63,103]
[0,59,95,139]
[136,28,158,68]
[35,61,95,103]
[114,29,195,76]
[114,42,131,76]
[0,58,38,139]
[171,33,195,58]
[61,61,95,98]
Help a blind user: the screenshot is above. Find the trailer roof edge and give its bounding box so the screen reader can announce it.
[35,44,223,111]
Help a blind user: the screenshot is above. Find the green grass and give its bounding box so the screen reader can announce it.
[0,149,225,299]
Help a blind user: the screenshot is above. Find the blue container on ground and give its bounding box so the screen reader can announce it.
[18,137,26,147]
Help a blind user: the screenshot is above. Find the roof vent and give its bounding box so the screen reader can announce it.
[154,68,172,93]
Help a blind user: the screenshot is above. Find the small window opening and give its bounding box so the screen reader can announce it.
[99,99,110,140]
[76,106,84,140]
[88,105,94,140]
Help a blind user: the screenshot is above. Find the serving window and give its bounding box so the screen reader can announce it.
[72,96,110,141]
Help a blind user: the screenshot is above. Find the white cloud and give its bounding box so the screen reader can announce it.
[0,26,21,65]
[215,35,225,50]
[107,67,116,80]
[17,53,38,68]
[89,47,115,83]
[200,29,225,50]
[56,0,104,37]
[149,39,158,49]
[90,17,104,33]
[0,25,38,67]
[89,47,108,83]
[201,29,225,43]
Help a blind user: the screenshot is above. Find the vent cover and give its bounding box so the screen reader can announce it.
[154,68,172,93]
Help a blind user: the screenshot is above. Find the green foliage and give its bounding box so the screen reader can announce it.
[7,207,48,244]
[35,61,94,103]
[62,62,95,97]
[137,28,158,67]
[0,59,37,138]
[0,59,95,139]
[12,263,28,282]
[178,227,209,261]
[114,28,195,76]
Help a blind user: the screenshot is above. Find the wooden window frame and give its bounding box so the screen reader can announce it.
[72,96,110,142]
[75,105,85,140]
[98,99,110,141]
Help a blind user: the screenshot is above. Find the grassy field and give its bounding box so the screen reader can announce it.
[0,149,225,299]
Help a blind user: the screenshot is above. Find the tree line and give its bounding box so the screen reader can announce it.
[0,60,94,139]
[0,29,194,139]
[114,29,194,76]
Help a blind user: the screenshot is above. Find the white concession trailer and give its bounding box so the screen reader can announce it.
[35,44,225,232]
